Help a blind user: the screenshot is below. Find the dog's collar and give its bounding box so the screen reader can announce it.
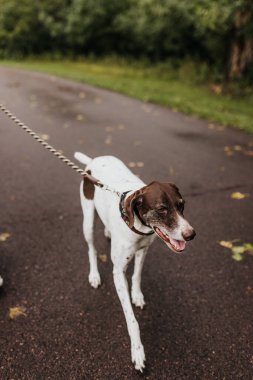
[119,191,154,236]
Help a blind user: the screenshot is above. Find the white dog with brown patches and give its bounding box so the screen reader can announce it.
[74,152,195,372]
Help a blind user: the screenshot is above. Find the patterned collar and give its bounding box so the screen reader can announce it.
[119,191,154,236]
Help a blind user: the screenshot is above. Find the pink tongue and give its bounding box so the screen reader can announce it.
[170,238,186,251]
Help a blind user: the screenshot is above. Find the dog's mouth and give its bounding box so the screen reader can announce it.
[153,227,186,253]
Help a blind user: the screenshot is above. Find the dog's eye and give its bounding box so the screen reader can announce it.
[157,206,168,214]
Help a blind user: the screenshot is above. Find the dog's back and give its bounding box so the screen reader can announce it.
[74,152,144,193]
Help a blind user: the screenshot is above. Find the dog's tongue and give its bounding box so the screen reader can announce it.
[170,238,186,251]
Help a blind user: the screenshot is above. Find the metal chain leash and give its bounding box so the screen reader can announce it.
[0,103,121,197]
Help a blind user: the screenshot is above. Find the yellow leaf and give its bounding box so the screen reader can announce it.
[9,306,26,320]
[219,240,233,249]
[105,136,112,145]
[231,192,249,200]
[234,145,242,151]
[79,92,86,99]
[99,254,107,263]
[105,126,114,132]
[0,232,11,242]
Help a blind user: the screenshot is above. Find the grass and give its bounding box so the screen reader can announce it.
[1,58,253,133]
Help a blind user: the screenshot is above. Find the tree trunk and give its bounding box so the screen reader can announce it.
[228,10,253,80]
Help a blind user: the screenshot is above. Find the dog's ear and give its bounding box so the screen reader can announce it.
[83,170,95,200]
[124,190,143,228]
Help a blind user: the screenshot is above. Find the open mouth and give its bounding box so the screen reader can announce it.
[154,227,186,253]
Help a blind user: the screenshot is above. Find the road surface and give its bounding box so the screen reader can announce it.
[0,67,252,379]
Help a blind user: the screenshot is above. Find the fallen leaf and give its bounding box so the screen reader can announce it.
[128,162,136,168]
[244,243,253,253]
[169,166,174,175]
[231,246,246,255]
[95,97,102,104]
[76,114,84,121]
[0,232,11,242]
[243,150,253,157]
[105,126,114,132]
[246,286,253,295]
[79,92,86,99]
[118,124,125,130]
[231,246,245,261]
[136,162,144,168]
[99,254,107,263]
[231,192,249,200]
[105,136,112,145]
[219,240,233,249]
[232,252,243,261]
[9,306,26,320]
[234,145,242,151]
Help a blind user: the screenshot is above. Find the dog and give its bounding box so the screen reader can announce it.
[74,152,196,371]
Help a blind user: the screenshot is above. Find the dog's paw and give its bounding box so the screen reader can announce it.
[131,290,145,309]
[131,343,146,372]
[88,272,101,289]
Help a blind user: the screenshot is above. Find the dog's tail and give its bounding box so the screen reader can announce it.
[74,152,92,165]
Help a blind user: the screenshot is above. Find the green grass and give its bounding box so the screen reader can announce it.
[1,59,253,133]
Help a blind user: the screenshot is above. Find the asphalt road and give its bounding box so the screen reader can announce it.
[0,67,253,380]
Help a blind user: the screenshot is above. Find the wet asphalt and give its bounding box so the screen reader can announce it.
[0,67,253,380]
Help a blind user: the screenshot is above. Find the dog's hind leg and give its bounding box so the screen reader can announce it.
[80,186,101,289]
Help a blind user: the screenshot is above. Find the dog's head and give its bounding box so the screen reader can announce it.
[124,181,195,253]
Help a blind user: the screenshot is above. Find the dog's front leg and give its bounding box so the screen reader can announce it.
[131,247,148,309]
[112,245,146,372]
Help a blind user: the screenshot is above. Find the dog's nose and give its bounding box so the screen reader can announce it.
[183,229,196,241]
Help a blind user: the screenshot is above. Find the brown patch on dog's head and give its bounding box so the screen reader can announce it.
[124,181,195,252]
[124,182,183,229]
[83,170,95,199]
